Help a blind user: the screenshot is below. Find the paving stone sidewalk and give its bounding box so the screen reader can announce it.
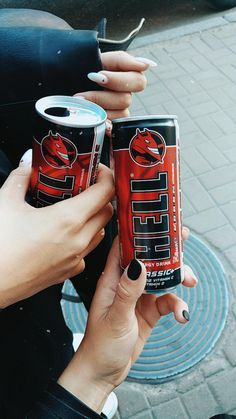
[113,9,236,419]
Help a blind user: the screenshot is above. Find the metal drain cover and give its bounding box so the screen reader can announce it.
[62,234,229,383]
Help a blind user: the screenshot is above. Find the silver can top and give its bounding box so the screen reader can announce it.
[35,95,107,128]
[112,115,178,124]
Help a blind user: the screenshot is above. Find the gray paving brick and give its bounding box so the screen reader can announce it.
[116,387,149,418]
[180,120,200,135]
[212,22,236,39]
[197,142,229,169]
[181,159,194,181]
[224,245,236,270]
[190,38,214,56]
[223,330,236,366]
[177,75,205,94]
[176,371,205,394]
[182,178,215,211]
[222,34,236,47]
[182,148,212,175]
[185,207,228,234]
[199,74,230,90]
[191,53,215,71]
[225,106,236,123]
[201,357,228,377]
[181,130,208,149]
[222,83,236,102]
[186,101,220,118]
[131,411,153,419]
[182,384,219,419]
[193,68,223,83]
[163,78,189,98]
[204,225,236,251]
[221,64,236,82]
[182,193,196,218]
[209,181,236,205]
[152,398,188,419]
[157,66,187,81]
[221,202,236,229]
[162,99,190,122]
[146,104,168,115]
[223,146,236,163]
[179,58,200,74]
[198,164,236,190]
[232,301,236,319]
[210,111,236,135]
[178,91,211,108]
[195,115,223,140]
[213,133,236,150]
[228,272,236,298]
[146,385,176,407]
[201,32,225,50]
[142,89,173,106]
[207,87,236,110]
[208,368,236,411]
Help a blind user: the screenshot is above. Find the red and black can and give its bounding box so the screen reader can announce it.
[30,95,107,207]
[112,115,184,292]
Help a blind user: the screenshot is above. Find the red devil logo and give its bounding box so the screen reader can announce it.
[41,131,77,168]
[129,128,166,166]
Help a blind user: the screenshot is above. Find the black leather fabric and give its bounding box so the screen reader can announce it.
[26,381,105,418]
[0,27,102,166]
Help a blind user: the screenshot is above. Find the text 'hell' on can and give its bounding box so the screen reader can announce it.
[112,115,184,293]
[30,95,107,208]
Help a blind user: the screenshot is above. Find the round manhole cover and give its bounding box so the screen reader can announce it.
[62,233,229,383]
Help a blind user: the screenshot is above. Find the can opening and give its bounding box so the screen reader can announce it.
[45,107,70,117]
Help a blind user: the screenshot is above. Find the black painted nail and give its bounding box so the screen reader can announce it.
[127,259,142,281]
[182,310,190,321]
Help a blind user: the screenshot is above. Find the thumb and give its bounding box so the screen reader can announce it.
[109,259,146,323]
[1,149,32,202]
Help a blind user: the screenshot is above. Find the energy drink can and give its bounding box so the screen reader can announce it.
[30,95,107,207]
[112,115,184,293]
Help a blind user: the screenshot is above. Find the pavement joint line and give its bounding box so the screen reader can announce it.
[131,8,236,49]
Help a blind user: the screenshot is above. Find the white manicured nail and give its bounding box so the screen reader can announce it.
[73,94,86,100]
[19,149,32,166]
[87,72,108,84]
[135,57,158,67]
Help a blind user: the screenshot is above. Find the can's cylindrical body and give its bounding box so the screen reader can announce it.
[30,96,107,207]
[112,115,184,293]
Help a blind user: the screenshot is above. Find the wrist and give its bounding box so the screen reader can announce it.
[58,354,114,414]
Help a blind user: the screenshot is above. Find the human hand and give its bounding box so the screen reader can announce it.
[58,237,197,413]
[0,152,114,308]
[74,51,157,121]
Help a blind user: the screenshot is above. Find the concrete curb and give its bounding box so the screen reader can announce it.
[132,8,236,48]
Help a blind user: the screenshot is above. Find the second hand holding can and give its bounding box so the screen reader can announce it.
[112,115,184,293]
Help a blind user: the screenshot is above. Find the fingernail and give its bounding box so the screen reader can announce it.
[19,149,32,166]
[135,57,158,67]
[127,259,142,281]
[105,120,112,131]
[186,267,198,284]
[87,72,108,84]
[73,94,86,100]
[182,310,190,321]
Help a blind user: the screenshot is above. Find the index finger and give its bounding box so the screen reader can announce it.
[101,51,155,72]
[51,164,115,227]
